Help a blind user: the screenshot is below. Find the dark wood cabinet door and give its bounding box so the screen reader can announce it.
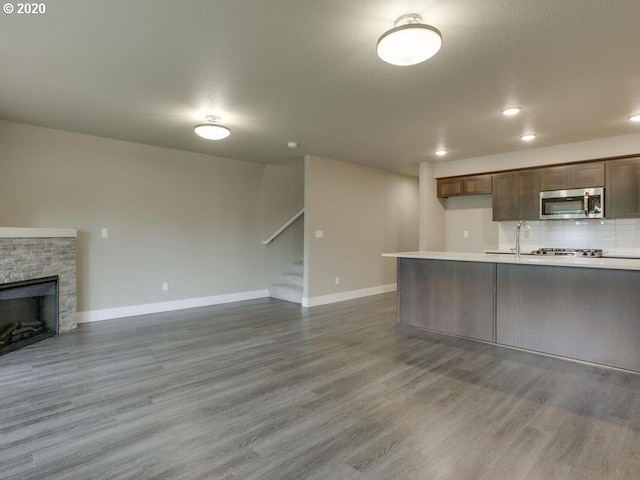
[438,175,493,198]
[497,263,640,372]
[573,162,604,188]
[539,165,571,190]
[540,163,604,190]
[492,170,539,221]
[463,175,492,195]
[437,178,463,198]
[398,258,495,342]
[606,158,640,218]
[492,173,516,221]
[516,170,540,220]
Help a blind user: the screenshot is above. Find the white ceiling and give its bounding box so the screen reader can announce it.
[2,0,640,176]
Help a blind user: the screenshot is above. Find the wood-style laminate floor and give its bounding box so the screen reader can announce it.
[1,293,639,479]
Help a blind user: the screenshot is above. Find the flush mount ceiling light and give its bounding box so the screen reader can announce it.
[520,133,537,141]
[629,114,640,122]
[376,14,442,66]
[435,149,448,156]
[501,106,522,116]
[194,115,231,140]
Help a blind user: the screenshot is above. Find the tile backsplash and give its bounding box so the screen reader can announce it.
[498,219,640,255]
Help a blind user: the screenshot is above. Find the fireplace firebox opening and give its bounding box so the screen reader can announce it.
[0,276,59,356]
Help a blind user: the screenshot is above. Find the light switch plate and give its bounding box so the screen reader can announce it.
[101,228,108,238]
[315,230,324,238]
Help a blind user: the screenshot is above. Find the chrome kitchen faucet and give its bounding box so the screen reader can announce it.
[515,220,529,258]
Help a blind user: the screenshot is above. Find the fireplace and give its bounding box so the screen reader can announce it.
[0,276,58,356]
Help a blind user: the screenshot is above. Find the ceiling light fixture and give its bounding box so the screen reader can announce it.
[376,14,442,66]
[435,149,448,156]
[287,141,299,149]
[501,106,522,116]
[194,115,231,140]
[520,134,537,141]
[629,114,640,122]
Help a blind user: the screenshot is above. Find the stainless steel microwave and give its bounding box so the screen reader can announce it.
[540,187,604,220]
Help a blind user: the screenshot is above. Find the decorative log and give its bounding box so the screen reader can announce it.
[12,327,39,336]
[19,321,43,328]
[0,323,18,342]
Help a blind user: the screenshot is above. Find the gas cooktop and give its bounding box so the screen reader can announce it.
[530,248,603,258]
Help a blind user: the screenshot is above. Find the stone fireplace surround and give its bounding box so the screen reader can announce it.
[0,228,77,333]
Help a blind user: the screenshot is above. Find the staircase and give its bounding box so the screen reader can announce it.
[269,260,303,304]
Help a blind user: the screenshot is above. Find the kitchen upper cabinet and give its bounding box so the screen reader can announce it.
[539,162,604,190]
[437,174,492,198]
[492,170,539,221]
[463,175,492,195]
[492,173,515,221]
[606,157,640,218]
[437,178,462,198]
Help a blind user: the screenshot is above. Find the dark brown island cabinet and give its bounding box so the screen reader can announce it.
[395,256,640,373]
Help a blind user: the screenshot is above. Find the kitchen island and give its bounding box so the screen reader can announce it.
[383,251,640,373]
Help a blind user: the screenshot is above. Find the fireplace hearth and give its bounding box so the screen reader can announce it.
[0,276,58,356]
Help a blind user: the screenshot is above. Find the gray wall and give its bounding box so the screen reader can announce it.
[304,155,418,300]
[0,120,296,314]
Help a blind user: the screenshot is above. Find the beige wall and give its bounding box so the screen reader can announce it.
[304,155,418,301]
[433,132,640,178]
[0,120,279,313]
[422,132,640,253]
[256,158,305,285]
[444,196,497,252]
[1,121,415,316]
[419,161,445,250]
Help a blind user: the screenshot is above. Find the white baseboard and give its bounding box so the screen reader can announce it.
[302,283,396,308]
[77,289,270,323]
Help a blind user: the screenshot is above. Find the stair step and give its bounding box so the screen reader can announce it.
[290,262,303,275]
[280,273,303,288]
[269,284,303,304]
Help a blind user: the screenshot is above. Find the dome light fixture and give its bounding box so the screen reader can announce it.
[501,106,522,116]
[435,149,448,156]
[376,14,442,66]
[629,114,640,122]
[520,133,537,141]
[194,115,231,140]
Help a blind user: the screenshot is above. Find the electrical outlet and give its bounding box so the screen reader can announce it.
[162,282,169,291]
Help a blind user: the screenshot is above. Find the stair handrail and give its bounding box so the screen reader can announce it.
[262,208,304,245]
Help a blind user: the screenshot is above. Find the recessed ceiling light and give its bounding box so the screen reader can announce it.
[501,106,522,116]
[629,114,640,122]
[435,149,448,156]
[194,115,231,140]
[520,134,536,141]
[376,14,442,66]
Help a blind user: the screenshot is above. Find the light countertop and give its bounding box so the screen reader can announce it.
[382,251,640,271]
